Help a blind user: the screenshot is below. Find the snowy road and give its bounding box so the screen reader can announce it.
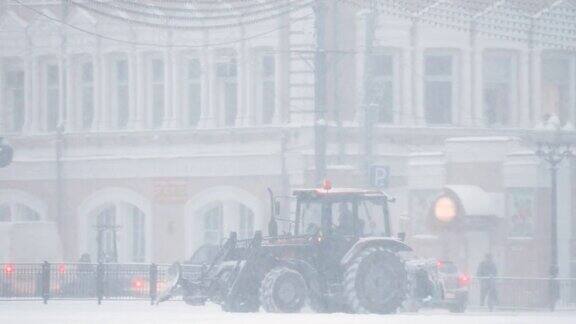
[0,301,575,324]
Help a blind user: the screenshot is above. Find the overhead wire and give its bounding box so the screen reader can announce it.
[73,0,314,30]
[11,0,314,49]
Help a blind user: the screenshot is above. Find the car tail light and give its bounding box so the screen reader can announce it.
[132,278,145,290]
[4,264,14,275]
[458,274,470,287]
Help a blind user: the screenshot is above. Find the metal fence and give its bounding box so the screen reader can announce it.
[0,262,202,304]
[2,262,576,310]
[467,276,576,311]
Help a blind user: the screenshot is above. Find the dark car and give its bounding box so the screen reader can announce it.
[403,258,469,313]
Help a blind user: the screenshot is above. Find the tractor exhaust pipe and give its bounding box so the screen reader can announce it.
[267,188,278,237]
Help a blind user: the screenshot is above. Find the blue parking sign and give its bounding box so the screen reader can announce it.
[371,165,390,189]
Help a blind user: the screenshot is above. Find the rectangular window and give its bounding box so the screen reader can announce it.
[204,203,223,245]
[3,65,25,132]
[113,59,129,129]
[186,58,202,127]
[131,207,146,263]
[367,53,394,124]
[259,54,276,124]
[45,64,60,131]
[507,188,535,238]
[217,57,237,126]
[151,58,164,128]
[424,54,453,125]
[483,53,514,126]
[542,55,571,125]
[80,62,94,130]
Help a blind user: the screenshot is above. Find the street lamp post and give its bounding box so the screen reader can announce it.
[532,119,574,275]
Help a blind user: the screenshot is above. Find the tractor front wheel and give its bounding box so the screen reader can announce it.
[344,246,407,314]
[260,267,307,313]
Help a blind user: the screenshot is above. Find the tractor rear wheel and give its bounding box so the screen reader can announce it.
[344,246,407,314]
[260,267,307,313]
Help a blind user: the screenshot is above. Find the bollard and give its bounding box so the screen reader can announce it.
[149,263,158,305]
[96,263,104,305]
[41,261,50,304]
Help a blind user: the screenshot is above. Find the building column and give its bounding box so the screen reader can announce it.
[460,48,473,126]
[518,50,530,127]
[162,48,176,129]
[412,22,425,126]
[530,48,542,126]
[95,53,110,131]
[199,32,215,128]
[471,48,483,127]
[354,10,367,124]
[92,50,103,132]
[235,33,248,126]
[128,48,142,130]
[0,58,4,132]
[29,56,41,132]
[65,55,76,132]
[400,47,412,125]
[59,55,66,131]
[171,51,182,129]
[135,51,146,129]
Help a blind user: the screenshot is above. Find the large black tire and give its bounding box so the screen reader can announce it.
[260,267,307,313]
[344,246,407,314]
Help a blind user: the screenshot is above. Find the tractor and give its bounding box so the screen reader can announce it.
[159,185,411,314]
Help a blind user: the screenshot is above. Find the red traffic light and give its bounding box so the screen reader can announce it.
[58,264,66,274]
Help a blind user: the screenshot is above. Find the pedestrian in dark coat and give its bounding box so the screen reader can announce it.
[476,253,498,307]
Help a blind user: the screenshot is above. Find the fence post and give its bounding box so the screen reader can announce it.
[96,262,104,305]
[41,261,50,304]
[150,263,158,305]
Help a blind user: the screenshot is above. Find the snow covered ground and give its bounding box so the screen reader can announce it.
[0,301,575,324]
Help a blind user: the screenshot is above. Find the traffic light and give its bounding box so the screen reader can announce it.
[0,140,13,168]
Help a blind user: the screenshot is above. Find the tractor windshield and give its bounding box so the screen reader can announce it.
[296,197,390,237]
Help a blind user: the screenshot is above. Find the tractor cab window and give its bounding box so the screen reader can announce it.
[301,201,322,235]
[358,199,386,236]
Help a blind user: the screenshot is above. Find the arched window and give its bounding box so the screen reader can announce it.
[0,203,41,222]
[88,202,146,263]
[238,204,255,240]
[186,187,262,257]
[203,202,223,245]
[196,201,255,247]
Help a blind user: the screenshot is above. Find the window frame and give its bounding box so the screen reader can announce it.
[183,54,203,128]
[41,57,61,132]
[366,49,399,124]
[2,58,25,134]
[147,55,165,129]
[482,49,518,127]
[541,50,576,126]
[423,50,458,125]
[75,56,95,131]
[109,54,130,130]
[254,49,276,125]
[215,50,238,127]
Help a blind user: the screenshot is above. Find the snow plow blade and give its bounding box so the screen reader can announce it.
[155,262,182,305]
